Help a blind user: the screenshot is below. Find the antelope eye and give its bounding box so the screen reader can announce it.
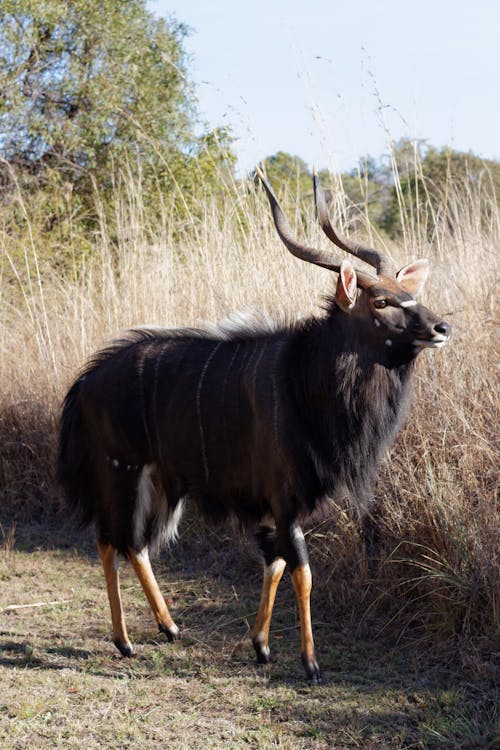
[374,299,388,309]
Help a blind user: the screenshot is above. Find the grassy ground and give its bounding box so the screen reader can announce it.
[1,523,497,749]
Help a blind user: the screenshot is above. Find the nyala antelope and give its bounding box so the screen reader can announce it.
[58,167,450,682]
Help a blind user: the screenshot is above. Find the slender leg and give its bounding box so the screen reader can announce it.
[252,557,286,663]
[276,518,321,683]
[97,542,133,657]
[291,563,320,682]
[128,546,180,641]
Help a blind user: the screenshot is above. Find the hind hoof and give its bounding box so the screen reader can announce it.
[302,654,321,684]
[159,622,180,642]
[252,637,271,664]
[114,639,135,657]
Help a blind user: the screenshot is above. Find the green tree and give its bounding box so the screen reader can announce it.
[378,140,500,237]
[313,156,391,236]
[0,0,235,248]
[259,152,311,195]
[0,1,195,178]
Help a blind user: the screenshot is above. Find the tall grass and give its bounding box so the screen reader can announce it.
[0,154,498,651]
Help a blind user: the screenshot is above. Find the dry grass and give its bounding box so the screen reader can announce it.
[0,528,497,749]
[0,158,498,667]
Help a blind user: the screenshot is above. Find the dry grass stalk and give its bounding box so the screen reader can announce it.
[0,159,498,647]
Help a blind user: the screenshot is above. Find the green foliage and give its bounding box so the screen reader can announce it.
[257,143,498,245]
[316,141,499,240]
[176,127,236,201]
[259,151,311,195]
[368,140,500,238]
[0,0,194,177]
[0,0,235,270]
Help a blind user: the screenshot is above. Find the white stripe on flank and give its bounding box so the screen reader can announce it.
[245,341,259,392]
[251,341,267,399]
[222,343,241,400]
[152,341,171,464]
[137,346,153,452]
[271,342,282,442]
[196,342,222,481]
[272,373,279,442]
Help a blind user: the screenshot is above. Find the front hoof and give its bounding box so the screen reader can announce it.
[159,622,180,642]
[114,639,135,658]
[302,654,321,684]
[252,637,271,665]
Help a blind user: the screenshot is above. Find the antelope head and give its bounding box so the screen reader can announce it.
[256,166,451,353]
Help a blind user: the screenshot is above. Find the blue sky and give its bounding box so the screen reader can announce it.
[148,1,499,175]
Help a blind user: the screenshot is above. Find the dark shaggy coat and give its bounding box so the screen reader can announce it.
[58,299,414,557]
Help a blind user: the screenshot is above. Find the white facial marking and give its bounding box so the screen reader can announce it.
[385,339,393,347]
[413,337,447,349]
[374,318,381,328]
[400,300,418,308]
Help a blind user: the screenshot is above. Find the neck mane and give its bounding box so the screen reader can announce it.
[285,309,416,511]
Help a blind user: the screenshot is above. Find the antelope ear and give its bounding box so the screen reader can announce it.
[396,259,430,297]
[335,260,358,312]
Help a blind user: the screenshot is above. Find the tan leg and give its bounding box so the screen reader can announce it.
[97,542,133,656]
[291,564,321,682]
[128,547,179,641]
[252,558,286,663]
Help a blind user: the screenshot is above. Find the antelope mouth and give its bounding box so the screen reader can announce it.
[413,335,449,349]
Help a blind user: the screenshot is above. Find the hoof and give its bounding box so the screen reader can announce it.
[252,637,271,664]
[114,639,135,658]
[302,654,321,684]
[159,622,180,642]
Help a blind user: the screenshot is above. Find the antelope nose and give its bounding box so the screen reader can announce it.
[434,321,451,338]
